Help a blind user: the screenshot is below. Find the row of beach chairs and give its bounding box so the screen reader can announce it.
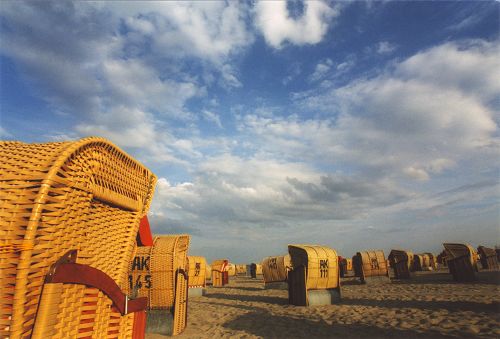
[259,243,499,306]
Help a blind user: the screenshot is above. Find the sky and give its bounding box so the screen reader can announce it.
[1,1,499,263]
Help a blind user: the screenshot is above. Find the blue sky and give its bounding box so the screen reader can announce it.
[1,1,499,263]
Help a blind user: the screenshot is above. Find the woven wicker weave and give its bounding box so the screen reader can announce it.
[287,245,340,306]
[262,255,291,284]
[130,235,190,335]
[0,137,156,338]
[187,256,207,288]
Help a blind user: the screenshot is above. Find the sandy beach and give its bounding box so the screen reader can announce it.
[146,270,500,338]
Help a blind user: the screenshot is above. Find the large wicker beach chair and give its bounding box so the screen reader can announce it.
[353,250,390,283]
[0,137,156,338]
[211,259,229,287]
[443,243,478,282]
[288,245,341,306]
[129,235,190,336]
[261,254,291,289]
[388,249,415,279]
[187,256,207,298]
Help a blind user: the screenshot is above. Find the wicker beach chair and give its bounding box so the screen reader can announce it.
[187,256,207,298]
[129,235,190,336]
[235,264,247,275]
[255,264,263,275]
[353,250,390,283]
[262,255,291,289]
[413,253,436,271]
[443,243,478,282]
[388,249,415,279]
[477,246,499,270]
[205,264,212,281]
[211,259,229,287]
[226,263,236,277]
[288,245,341,306]
[0,137,156,338]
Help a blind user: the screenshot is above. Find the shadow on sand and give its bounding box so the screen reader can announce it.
[223,310,458,339]
[204,293,288,305]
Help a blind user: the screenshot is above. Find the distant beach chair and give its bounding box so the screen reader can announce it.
[0,137,156,338]
[443,243,478,282]
[339,256,347,277]
[235,264,247,275]
[338,256,354,277]
[130,235,190,336]
[413,253,437,271]
[187,256,207,297]
[226,263,237,276]
[248,263,257,278]
[477,246,499,270]
[256,263,263,275]
[262,254,291,289]
[388,250,415,279]
[211,259,229,286]
[352,250,390,283]
[437,250,448,267]
[288,245,341,306]
[205,264,212,281]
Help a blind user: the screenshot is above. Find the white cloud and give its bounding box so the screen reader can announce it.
[113,2,253,62]
[404,166,430,181]
[396,40,500,102]
[292,40,499,180]
[376,41,397,54]
[102,58,199,118]
[202,110,223,128]
[254,0,337,48]
[309,58,333,82]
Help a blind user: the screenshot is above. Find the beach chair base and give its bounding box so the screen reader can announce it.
[308,288,341,306]
[146,310,173,335]
[264,282,288,290]
[188,287,205,298]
